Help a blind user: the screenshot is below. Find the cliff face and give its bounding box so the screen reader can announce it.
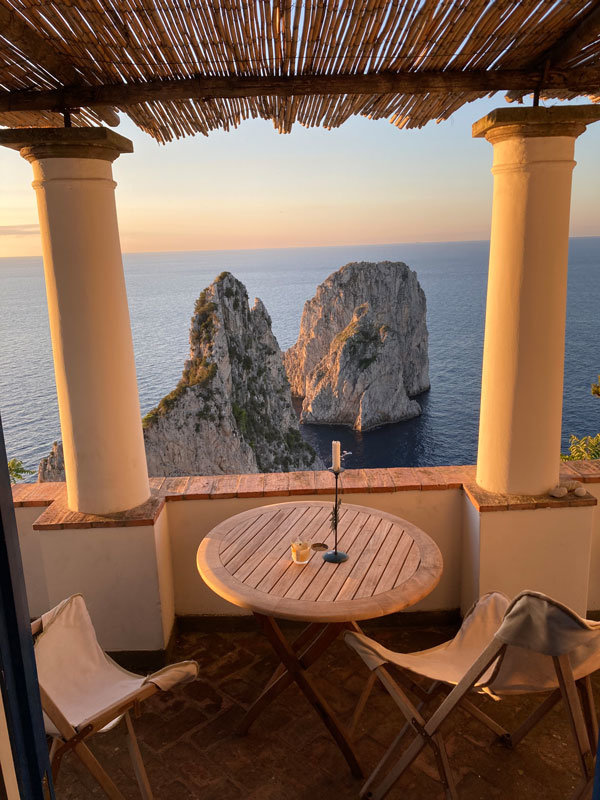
[39,272,319,480]
[143,272,318,475]
[38,441,65,482]
[283,261,429,431]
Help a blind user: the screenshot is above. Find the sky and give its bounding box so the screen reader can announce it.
[1,94,599,257]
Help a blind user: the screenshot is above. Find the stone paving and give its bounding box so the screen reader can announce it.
[55,618,594,799]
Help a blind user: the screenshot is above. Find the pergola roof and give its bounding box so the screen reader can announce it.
[1,0,600,143]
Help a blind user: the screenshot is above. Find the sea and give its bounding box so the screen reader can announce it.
[1,238,599,476]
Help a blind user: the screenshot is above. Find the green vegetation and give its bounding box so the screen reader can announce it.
[358,355,378,370]
[190,292,217,348]
[592,375,600,398]
[7,458,34,484]
[561,434,600,461]
[334,318,382,372]
[232,402,248,435]
[143,358,217,429]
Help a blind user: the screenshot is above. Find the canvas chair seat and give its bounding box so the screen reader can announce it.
[345,590,600,800]
[347,591,509,690]
[35,595,197,735]
[33,594,199,800]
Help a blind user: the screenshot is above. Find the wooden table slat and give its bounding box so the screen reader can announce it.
[298,510,368,602]
[233,506,313,585]
[244,506,323,590]
[335,520,392,602]
[353,521,396,599]
[373,529,414,595]
[284,508,362,601]
[227,509,299,576]
[254,506,330,595]
[316,513,384,603]
[267,507,334,598]
[396,544,421,587]
[222,508,289,569]
[220,509,279,562]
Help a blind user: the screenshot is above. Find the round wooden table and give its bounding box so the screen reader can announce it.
[197,501,443,778]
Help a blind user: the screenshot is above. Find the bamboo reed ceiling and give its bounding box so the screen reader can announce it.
[1,0,600,142]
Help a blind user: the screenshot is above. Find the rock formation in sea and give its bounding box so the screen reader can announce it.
[283,261,429,431]
[38,441,65,482]
[143,272,319,475]
[39,272,320,480]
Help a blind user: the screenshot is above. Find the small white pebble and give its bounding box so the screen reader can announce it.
[564,480,583,491]
[549,485,568,498]
[574,486,587,497]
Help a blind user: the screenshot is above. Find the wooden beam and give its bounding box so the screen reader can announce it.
[0,5,119,126]
[1,67,599,114]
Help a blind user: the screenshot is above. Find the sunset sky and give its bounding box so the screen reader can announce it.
[1,95,599,257]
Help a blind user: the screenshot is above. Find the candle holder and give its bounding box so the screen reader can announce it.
[323,467,348,563]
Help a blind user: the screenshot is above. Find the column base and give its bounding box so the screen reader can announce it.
[461,483,597,615]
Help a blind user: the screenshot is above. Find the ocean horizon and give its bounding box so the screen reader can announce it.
[1,237,599,476]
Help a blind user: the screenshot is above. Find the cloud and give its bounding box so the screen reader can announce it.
[0,224,39,236]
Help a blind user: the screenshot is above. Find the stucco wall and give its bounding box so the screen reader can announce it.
[16,507,169,651]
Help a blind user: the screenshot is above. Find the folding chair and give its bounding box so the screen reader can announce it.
[345,591,600,800]
[32,594,199,800]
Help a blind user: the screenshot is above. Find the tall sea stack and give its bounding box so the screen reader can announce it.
[284,261,429,431]
[142,272,319,475]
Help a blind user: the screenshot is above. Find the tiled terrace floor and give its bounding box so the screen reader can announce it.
[56,618,594,799]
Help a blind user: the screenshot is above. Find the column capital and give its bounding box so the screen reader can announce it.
[0,126,133,163]
[472,105,600,144]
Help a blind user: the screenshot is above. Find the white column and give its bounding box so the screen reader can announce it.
[0,129,150,514]
[473,107,600,496]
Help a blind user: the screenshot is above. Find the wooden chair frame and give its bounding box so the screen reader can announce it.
[32,616,159,800]
[352,638,598,800]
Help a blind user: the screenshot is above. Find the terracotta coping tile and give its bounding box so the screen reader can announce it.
[567,460,600,483]
[32,490,164,530]
[22,461,595,526]
[444,465,477,488]
[415,467,452,491]
[313,470,336,495]
[463,484,508,512]
[210,475,240,499]
[236,473,265,498]
[287,471,316,495]
[161,476,190,499]
[262,472,290,496]
[387,468,421,491]
[12,481,66,507]
[339,469,368,494]
[365,468,395,493]
[185,476,214,499]
[464,482,597,513]
[558,463,582,481]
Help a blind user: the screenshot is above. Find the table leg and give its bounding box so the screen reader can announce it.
[261,623,327,692]
[238,620,343,735]
[252,613,364,779]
